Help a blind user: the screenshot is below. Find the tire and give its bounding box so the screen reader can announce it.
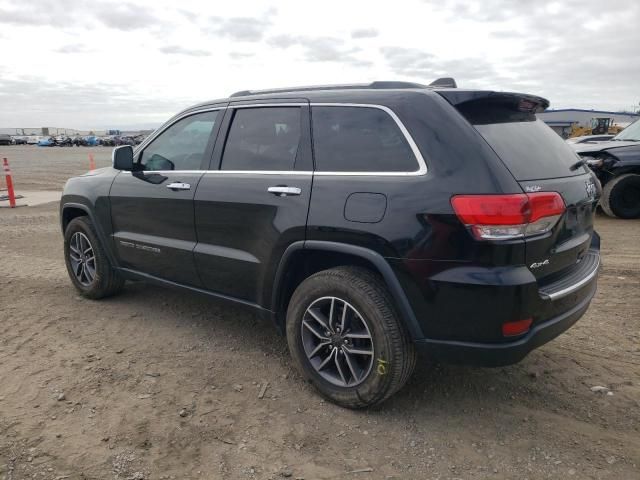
[286,266,416,409]
[63,216,124,299]
[601,173,640,219]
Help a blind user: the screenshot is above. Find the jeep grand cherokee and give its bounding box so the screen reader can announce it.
[60,80,601,408]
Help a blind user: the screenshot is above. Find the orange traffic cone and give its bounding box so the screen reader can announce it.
[89,153,96,171]
[2,157,17,208]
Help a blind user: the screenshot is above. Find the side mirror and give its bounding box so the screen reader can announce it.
[112,145,134,171]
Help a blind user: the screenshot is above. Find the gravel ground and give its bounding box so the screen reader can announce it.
[0,145,639,480]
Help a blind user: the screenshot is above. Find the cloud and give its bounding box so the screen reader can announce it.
[380,46,498,87]
[56,44,92,54]
[229,51,255,60]
[268,35,371,67]
[0,0,159,30]
[159,45,211,56]
[205,12,274,41]
[178,9,198,22]
[385,1,640,110]
[489,30,524,39]
[92,2,159,31]
[0,75,193,128]
[380,47,436,77]
[351,28,379,39]
[421,0,550,23]
[1,0,639,125]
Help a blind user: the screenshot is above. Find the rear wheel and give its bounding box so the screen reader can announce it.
[64,216,124,299]
[286,266,416,408]
[601,173,640,219]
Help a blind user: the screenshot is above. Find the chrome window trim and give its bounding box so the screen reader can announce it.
[119,170,208,175]
[309,103,427,176]
[230,103,308,108]
[123,102,427,177]
[204,170,313,175]
[121,170,314,176]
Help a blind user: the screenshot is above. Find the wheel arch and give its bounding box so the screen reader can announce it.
[271,240,424,340]
[607,165,640,178]
[60,202,119,267]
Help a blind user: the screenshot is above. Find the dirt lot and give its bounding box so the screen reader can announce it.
[1,145,639,480]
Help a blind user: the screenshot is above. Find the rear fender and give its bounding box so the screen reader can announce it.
[271,240,424,340]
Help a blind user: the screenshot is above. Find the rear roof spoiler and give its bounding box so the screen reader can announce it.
[437,91,550,113]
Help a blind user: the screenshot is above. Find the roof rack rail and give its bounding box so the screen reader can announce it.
[229,78,456,98]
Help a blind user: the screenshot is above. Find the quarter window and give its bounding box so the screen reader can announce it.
[139,110,219,171]
[311,106,418,172]
[221,107,301,171]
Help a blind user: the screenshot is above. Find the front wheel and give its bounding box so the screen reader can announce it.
[601,173,640,219]
[286,266,416,408]
[64,216,124,299]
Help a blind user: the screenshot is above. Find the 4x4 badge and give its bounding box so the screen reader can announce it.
[530,259,550,269]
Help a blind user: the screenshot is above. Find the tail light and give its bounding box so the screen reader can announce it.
[451,192,565,240]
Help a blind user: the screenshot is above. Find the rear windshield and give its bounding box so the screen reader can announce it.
[457,101,582,180]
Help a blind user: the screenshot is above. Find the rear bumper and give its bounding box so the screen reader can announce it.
[414,279,597,367]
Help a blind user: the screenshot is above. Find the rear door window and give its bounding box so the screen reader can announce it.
[458,102,582,180]
[311,106,418,172]
[221,107,301,171]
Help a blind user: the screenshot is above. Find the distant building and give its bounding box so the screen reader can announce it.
[538,109,640,138]
[0,127,85,136]
[0,127,127,137]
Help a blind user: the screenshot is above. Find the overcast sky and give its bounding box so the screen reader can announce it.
[0,0,638,129]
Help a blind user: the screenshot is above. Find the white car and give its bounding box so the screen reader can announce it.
[565,134,614,144]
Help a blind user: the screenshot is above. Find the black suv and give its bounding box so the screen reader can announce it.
[60,80,601,408]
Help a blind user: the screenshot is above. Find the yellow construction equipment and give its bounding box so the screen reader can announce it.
[569,117,624,138]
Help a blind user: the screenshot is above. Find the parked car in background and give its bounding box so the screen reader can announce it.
[12,136,28,145]
[85,136,100,146]
[572,118,640,218]
[0,133,12,145]
[60,80,602,408]
[72,136,88,147]
[566,134,614,144]
[133,134,147,145]
[37,137,56,147]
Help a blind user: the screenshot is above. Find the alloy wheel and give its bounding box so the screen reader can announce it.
[300,296,374,387]
[68,232,96,286]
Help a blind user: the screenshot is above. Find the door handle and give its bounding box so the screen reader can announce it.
[166,182,191,191]
[268,186,302,197]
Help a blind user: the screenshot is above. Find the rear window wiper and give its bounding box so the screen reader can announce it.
[570,159,588,171]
